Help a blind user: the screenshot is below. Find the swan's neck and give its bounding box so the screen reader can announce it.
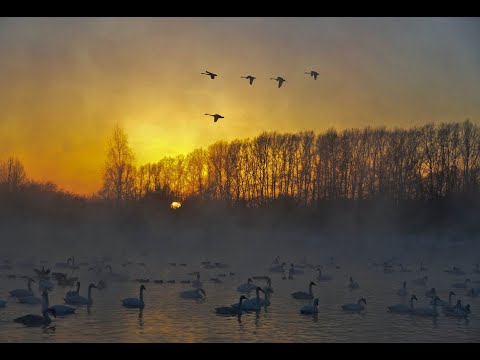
[140,288,144,302]
[410,299,415,309]
[256,290,260,303]
[42,292,49,311]
[449,293,453,304]
[76,283,81,292]
[309,284,313,295]
[88,287,93,302]
[43,311,52,324]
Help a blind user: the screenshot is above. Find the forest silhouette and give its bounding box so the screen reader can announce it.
[1,120,480,251]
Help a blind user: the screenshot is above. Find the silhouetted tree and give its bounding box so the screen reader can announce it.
[0,156,26,192]
[101,124,136,207]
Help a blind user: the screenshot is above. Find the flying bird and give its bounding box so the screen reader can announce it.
[201,71,218,79]
[205,113,224,123]
[270,76,286,88]
[305,70,319,80]
[241,75,256,85]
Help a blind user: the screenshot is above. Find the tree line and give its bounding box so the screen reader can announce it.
[100,120,480,207]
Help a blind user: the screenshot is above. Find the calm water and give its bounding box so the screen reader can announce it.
[0,254,478,342]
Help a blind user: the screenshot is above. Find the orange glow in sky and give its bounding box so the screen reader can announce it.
[0,18,479,194]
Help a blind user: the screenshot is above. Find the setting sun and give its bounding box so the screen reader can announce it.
[170,201,182,210]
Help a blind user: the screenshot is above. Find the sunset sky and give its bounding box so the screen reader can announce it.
[0,17,479,194]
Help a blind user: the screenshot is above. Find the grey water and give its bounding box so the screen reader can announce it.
[0,241,478,342]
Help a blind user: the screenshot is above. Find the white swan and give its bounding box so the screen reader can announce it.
[288,265,295,280]
[316,267,332,281]
[451,279,471,289]
[64,283,97,305]
[18,293,42,304]
[348,277,359,290]
[234,287,264,311]
[65,282,81,299]
[291,281,316,300]
[448,304,471,318]
[192,272,203,288]
[180,288,206,300]
[237,278,256,293]
[342,298,367,312]
[388,294,417,313]
[263,277,274,294]
[444,300,471,318]
[397,281,408,296]
[42,288,76,315]
[411,296,440,317]
[215,295,247,315]
[9,278,35,298]
[14,308,56,327]
[425,287,436,298]
[432,291,455,309]
[300,298,319,314]
[122,284,146,308]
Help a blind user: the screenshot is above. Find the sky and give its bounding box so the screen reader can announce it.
[0,17,479,195]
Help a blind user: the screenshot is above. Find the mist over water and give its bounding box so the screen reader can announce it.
[1,202,479,342]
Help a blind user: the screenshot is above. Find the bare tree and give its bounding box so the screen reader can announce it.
[101,124,136,207]
[0,156,27,192]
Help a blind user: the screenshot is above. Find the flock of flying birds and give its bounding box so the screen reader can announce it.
[203,70,319,123]
[0,255,478,328]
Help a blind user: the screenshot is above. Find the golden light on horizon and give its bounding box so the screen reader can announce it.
[0,18,478,195]
[170,201,182,210]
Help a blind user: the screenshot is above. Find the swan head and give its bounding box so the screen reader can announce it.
[239,295,247,302]
[433,296,441,304]
[465,304,471,313]
[89,283,97,289]
[449,291,456,297]
[198,288,206,297]
[140,284,147,291]
[76,281,81,287]
[247,278,253,284]
[28,277,36,283]
[349,277,353,282]
[44,308,57,318]
[313,298,319,306]
[358,298,367,305]
[411,295,418,301]
[310,281,317,287]
[403,281,407,287]
[256,287,264,293]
